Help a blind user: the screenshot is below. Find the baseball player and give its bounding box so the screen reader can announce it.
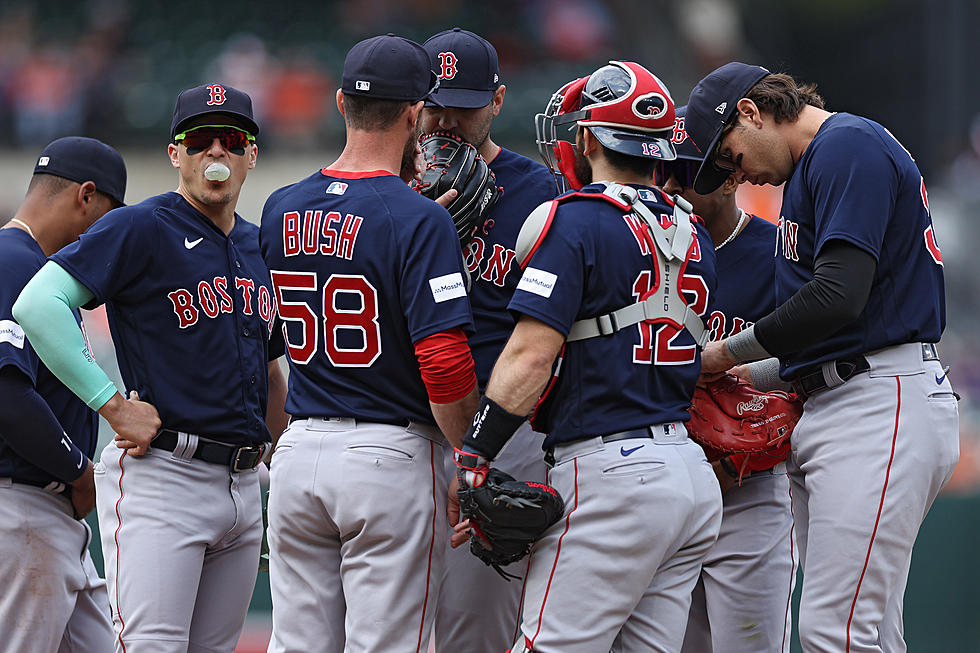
[686,63,959,652]
[418,27,557,652]
[259,34,479,653]
[14,84,288,653]
[0,137,125,653]
[450,61,723,653]
[656,106,797,652]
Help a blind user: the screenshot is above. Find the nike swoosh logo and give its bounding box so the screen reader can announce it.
[184,237,204,250]
[621,445,644,457]
[77,452,84,469]
[936,372,948,384]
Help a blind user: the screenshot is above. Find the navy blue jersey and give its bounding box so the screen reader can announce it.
[260,169,474,426]
[51,192,282,445]
[0,229,98,482]
[706,215,778,341]
[774,113,945,378]
[463,148,556,388]
[508,184,716,447]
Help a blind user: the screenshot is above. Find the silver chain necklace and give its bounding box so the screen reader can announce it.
[715,209,747,251]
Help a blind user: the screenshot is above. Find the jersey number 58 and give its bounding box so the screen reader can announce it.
[270,271,381,367]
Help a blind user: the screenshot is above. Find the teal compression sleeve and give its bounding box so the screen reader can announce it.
[12,261,118,410]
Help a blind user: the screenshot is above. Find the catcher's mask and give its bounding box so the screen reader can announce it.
[535,61,677,192]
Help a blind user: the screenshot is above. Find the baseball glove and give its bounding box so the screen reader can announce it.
[457,468,565,580]
[688,374,803,483]
[416,131,501,244]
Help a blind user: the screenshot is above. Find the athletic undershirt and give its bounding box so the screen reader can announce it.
[415,327,477,404]
[753,239,876,358]
[12,261,119,410]
[0,366,87,483]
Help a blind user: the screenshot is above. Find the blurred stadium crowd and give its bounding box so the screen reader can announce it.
[2,0,979,491]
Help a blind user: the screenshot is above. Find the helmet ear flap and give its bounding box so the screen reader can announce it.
[559,77,587,113]
[554,140,584,191]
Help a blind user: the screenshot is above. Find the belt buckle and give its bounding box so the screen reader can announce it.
[231,445,264,472]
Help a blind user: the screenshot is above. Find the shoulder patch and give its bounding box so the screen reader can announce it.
[517,267,558,298]
[429,272,467,303]
[0,319,25,349]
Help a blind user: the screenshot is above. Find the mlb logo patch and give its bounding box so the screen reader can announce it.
[355,80,370,91]
[37,156,50,167]
[326,182,348,195]
[637,189,657,202]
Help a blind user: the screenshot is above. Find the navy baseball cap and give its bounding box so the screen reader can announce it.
[33,137,127,206]
[673,106,704,162]
[342,34,442,105]
[171,83,259,140]
[686,62,770,194]
[423,28,500,109]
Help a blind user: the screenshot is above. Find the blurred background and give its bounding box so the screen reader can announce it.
[2,0,978,650]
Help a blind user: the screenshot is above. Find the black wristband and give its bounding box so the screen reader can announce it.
[461,396,526,461]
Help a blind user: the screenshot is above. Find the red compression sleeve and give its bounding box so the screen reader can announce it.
[415,327,477,403]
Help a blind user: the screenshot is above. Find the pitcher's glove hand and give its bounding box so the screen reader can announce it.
[688,374,803,483]
[415,131,500,244]
[456,467,564,580]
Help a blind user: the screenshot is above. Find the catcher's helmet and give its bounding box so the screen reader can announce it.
[535,61,677,192]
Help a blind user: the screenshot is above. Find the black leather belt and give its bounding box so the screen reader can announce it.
[600,428,657,444]
[544,427,671,465]
[791,344,940,400]
[153,430,266,472]
[791,356,870,400]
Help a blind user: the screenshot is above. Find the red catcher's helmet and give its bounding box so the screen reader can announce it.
[535,61,677,192]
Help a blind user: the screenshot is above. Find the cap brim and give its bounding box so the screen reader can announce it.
[173,111,259,140]
[692,132,731,194]
[589,126,677,161]
[425,87,493,109]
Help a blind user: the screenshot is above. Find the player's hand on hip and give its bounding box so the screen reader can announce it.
[70,458,97,519]
[701,339,737,375]
[99,390,162,457]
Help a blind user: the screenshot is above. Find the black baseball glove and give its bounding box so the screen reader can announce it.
[416,131,501,244]
[456,467,565,580]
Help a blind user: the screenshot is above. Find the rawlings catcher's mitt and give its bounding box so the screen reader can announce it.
[416,131,501,243]
[688,374,803,483]
[457,468,565,580]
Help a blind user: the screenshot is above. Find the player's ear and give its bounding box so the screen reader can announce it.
[491,85,506,117]
[721,172,740,195]
[736,98,762,128]
[167,143,180,169]
[248,142,258,170]
[580,127,599,157]
[336,89,346,118]
[76,180,98,207]
[406,101,424,130]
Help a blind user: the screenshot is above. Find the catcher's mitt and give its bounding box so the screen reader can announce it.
[416,131,501,243]
[688,374,803,483]
[457,468,564,580]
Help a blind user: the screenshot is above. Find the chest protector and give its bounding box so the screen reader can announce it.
[514,181,709,348]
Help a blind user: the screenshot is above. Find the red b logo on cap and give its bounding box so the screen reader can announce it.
[438,52,458,80]
[206,84,227,106]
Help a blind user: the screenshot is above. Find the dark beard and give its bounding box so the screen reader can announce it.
[399,127,421,183]
[572,137,593,187]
